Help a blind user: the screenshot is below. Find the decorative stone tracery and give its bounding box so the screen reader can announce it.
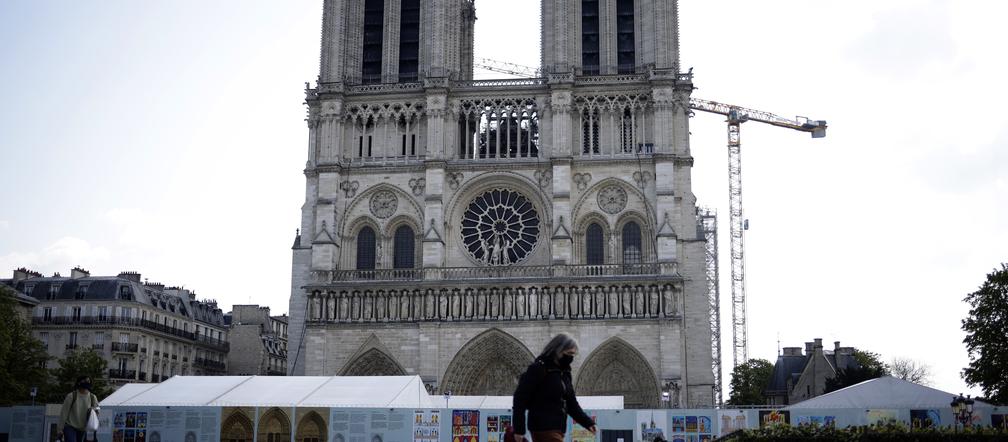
[440,329,534,395]
[369,190,398,219]
[460,189,541,266]
[597,184,628,214]
[575,337,662,408]
[340,348,408,376]
[257,408,291,442]
[221,410,254,442]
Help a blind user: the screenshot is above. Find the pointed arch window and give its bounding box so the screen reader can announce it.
[393,225,415,269]
[356,226,377,270]
[582,108,600,154]
[616,0,636,74]
[622,221,642,265]
[586,223,605,265]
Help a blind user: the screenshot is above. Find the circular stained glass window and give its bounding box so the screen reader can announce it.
[461,188,540,266]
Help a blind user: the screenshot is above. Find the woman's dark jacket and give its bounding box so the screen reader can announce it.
[512,357,594,435]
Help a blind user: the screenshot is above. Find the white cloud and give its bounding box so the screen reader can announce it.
[0,236,112,276]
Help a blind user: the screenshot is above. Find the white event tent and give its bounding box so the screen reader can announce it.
[100,375,623,410]
[785,376,997,411]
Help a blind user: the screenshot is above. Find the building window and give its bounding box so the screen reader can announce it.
[622,221,643,265]
[616,0,635,73]
[581,0,600,75]
[361,0,385,84]
[39,332,48,349]
[98,306,109,321]
[119,285,133,300]
[95,333,105,346]
[72,306,82,321]
[356,226,377,270]
[49,284,60,300]
[43,307,53,321]
[621,107,635,153]
[75,284,88,300]
[398,0,420,83]
[393,225,415,269]
[68,332,78,347]
[586,223,605,265]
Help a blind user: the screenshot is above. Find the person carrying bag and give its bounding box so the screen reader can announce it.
[58,376,100,442]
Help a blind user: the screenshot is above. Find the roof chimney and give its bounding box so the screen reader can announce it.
[71,267,90,279]
[834,341,841,352]
[814,338,823,349]
[805,342,814,355]
[783,347,802,357]
[118,271,142,283]
[13,268,31,284]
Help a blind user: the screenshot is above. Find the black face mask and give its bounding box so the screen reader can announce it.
[78,382,92,391]
[559,354,574,366]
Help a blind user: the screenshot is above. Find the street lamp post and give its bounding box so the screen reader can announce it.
[950,393,975,432]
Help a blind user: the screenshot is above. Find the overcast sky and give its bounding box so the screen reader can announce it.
[1,1,1005,398]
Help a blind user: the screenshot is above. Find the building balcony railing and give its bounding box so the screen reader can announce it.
[108,369,136,380]
[112,342,139,353]
[140,347,147,354]
[65,344,78,351]
[194,358,226,372]
[91,344,104,351]
[30,316,217,346]
[311,262,680,285]
[195,335,230,352]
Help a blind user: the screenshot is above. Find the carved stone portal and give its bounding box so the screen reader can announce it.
[575,338,661,408]
[340,348,407,376]
[440,329,535,395]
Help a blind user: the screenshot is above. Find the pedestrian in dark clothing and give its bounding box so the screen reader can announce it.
[513,333,596,442]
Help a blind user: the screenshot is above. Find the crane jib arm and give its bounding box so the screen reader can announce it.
[689,98,827,138]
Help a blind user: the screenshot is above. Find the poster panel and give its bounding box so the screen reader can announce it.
[332,408,412,442]
[413,410,441,442]
[634,411,666,442]
[756,410,790,427]
[865,409,898,425]
[716,410,747,437]
[219,407,255,442]
[452,410,479,442]
[992,414,1006,430]
[667,412,713,442]
[795,416,836,427]
[102,407,218,442]
[568,414,597,442]
[8,406,45,442]
[485,413,512,442]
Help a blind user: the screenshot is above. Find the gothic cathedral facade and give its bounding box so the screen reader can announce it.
[288,0,714,407]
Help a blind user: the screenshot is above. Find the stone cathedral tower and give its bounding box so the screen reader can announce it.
[289,0,714,407]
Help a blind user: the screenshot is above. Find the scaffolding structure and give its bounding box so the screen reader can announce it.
[698,208,722,406]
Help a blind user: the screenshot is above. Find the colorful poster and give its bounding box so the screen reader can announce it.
[671,416,684,433]
[486,414,511,442]
[796,416,835,427]
[697,416,711,434]
[569,415,597,442]
[452,410,479,442]
[685,416,697,433]
[636,411,666,442]
[413,410,441,442]
[757,410,790,427]
[866,410,898,425]
[910,410,940,429]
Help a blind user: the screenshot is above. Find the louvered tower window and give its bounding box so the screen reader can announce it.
[616,0,635,73]
[399,0,420,83]
[362,0,384,84]
[582,0,600,75]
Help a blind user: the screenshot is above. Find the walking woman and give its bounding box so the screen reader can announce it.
[58,376,99,442]
[513,333,597,442]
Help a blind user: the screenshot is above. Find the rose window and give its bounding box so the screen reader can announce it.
[461,189,540,266]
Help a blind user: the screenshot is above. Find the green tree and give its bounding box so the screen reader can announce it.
[0,286,51,406]
[727,358,773,406]
[962,263,1008,404]
[41,348,112,403]
[824,350,890,393]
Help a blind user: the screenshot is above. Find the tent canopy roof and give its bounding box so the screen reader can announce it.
[100,376,622,409]
[785,376,995,410]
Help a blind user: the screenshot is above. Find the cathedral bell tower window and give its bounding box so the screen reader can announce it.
[398,0,421,83]
[616,0,635,74]
[581,0,601,75]
[361,0,385,84]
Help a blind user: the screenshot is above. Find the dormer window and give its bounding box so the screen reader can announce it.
[119,286,133,301]
[48,284,60,300]
[23,284,34,295]
[75,284,88,300]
